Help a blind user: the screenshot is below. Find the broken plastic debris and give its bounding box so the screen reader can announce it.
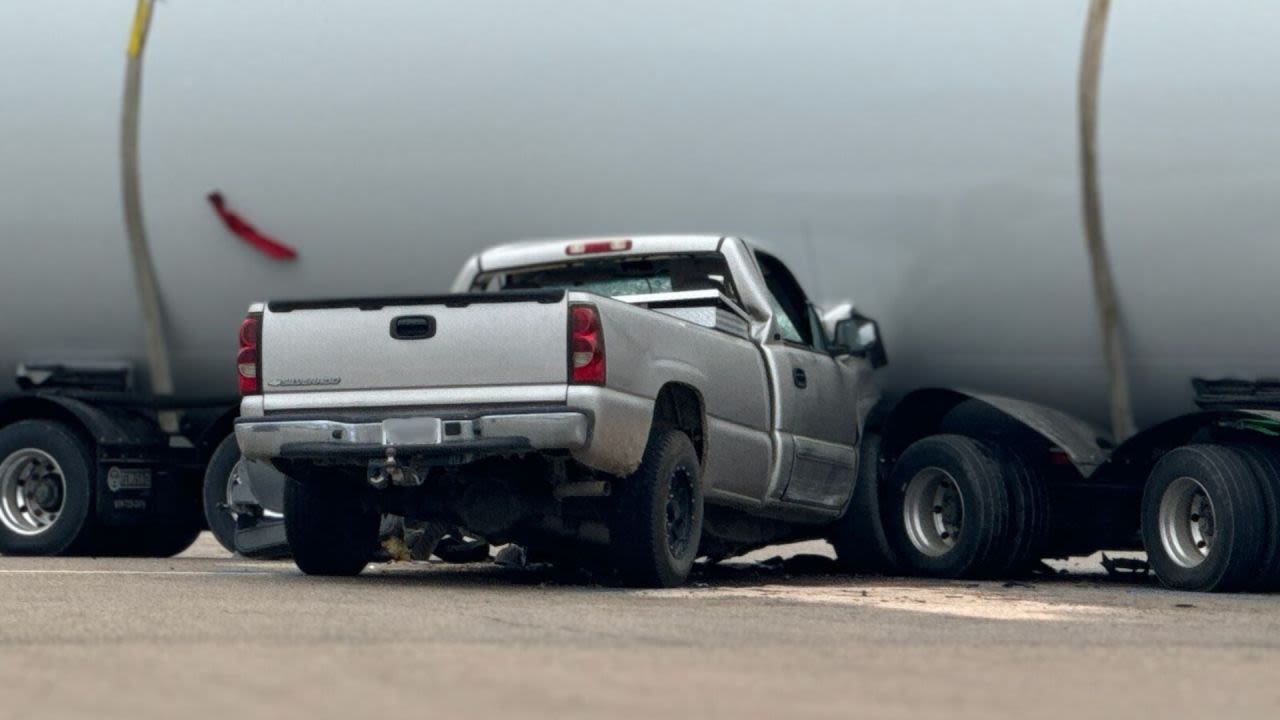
[1100,553,1150,577]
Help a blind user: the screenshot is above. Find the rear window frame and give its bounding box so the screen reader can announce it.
[470,252,744,307]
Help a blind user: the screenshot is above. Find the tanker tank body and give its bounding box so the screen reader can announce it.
[0,0,296,558]
[2,2,1279,591]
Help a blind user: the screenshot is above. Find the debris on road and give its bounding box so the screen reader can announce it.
[1100,553,1150,578]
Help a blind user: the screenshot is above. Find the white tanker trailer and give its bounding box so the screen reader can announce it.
[1,1,1278,591]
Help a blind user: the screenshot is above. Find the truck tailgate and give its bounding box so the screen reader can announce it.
[260,290,568,396]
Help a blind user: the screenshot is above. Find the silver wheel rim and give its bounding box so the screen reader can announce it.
[224,460,282,521]
[1158,476,1215,569]
[224,460,245,521]
[0,448,67,536]
[903,466,964,557]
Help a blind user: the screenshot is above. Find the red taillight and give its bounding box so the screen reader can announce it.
[238,313,262,395]
[565,238,632,256]
[569,304,605,384]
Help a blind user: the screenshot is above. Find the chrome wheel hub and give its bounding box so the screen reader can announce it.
[903,466,964,557]
[0,449,67,536]
[1159,476,1215,569]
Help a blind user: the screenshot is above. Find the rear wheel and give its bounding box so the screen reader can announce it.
[1230,444,1280,591]
[284,472,380,576]
[883,435,1010,579]
[991,450,1051,577]
[0,420,96,556]
[610,429,704,588]
[1142,444,1266,592]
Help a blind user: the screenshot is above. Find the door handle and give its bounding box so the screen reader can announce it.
[390,315,437,339]
[792,368,807,389]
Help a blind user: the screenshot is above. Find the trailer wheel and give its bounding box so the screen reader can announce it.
[284,472,380,577]
[1143,445,1266,592]
[1229,444,1280,591]
[992,450,1051,576]
[830,435,900,574]
[97,524,202,558]
[883,434,1010,578]
[0,420,97,556]
[202,435,242,554]
[610,429,704,588]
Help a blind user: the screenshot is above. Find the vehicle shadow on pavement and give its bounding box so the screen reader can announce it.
[344,551,1164,594]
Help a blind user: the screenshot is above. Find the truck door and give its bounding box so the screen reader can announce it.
[755,253,860,510]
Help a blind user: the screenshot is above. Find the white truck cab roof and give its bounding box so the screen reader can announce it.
[451,235,776,293]
[476,235,734,273]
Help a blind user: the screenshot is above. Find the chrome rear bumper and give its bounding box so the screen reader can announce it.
[235,412,591,461]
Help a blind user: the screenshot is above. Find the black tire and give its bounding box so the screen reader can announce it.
[883,434,1010,579]
[991,450,1051,577]
[284,472,380,576]
[610,429,704,588]
[830,435,900,574]
[202,435,241,555]
[0,420,97,556]
[1141,444,1266,593]
[1230,444,1280,591]
[97,524,203,558]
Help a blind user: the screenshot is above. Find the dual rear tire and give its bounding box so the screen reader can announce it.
[1141,444,1279,593]
[857,434,1278,592]
[868,434,1049,579]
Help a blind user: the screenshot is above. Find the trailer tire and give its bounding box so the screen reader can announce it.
[992,450,1051,576]
[883,434,1010,579]
[1141,444,1266,593]
[97,524,203,558]
[610,429,704,588]
[284,473,380,577]
[202,435,242,555]
[0,420,97,556]
[1229,445,1280,591]
[830,436,900,574]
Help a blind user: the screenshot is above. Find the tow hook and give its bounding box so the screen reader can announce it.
[368,448,422,488]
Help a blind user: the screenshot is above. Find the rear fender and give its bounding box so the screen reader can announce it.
[1100,408,1280,486]
[879,388,1109,477]
[0,393,164,449]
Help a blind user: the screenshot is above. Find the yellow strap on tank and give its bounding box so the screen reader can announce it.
[126,0,152,58]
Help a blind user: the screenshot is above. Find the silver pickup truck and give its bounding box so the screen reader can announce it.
[235,235,887,586]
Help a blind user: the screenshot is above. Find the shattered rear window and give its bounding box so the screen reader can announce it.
[473,253,739,304]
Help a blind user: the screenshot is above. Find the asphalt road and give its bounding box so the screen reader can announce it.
[1,535,1277,720]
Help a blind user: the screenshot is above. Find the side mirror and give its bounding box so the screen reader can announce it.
[819,301,854,343]
[831,312,888,369]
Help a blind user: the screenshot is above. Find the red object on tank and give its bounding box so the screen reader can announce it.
[208,191,298,261]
